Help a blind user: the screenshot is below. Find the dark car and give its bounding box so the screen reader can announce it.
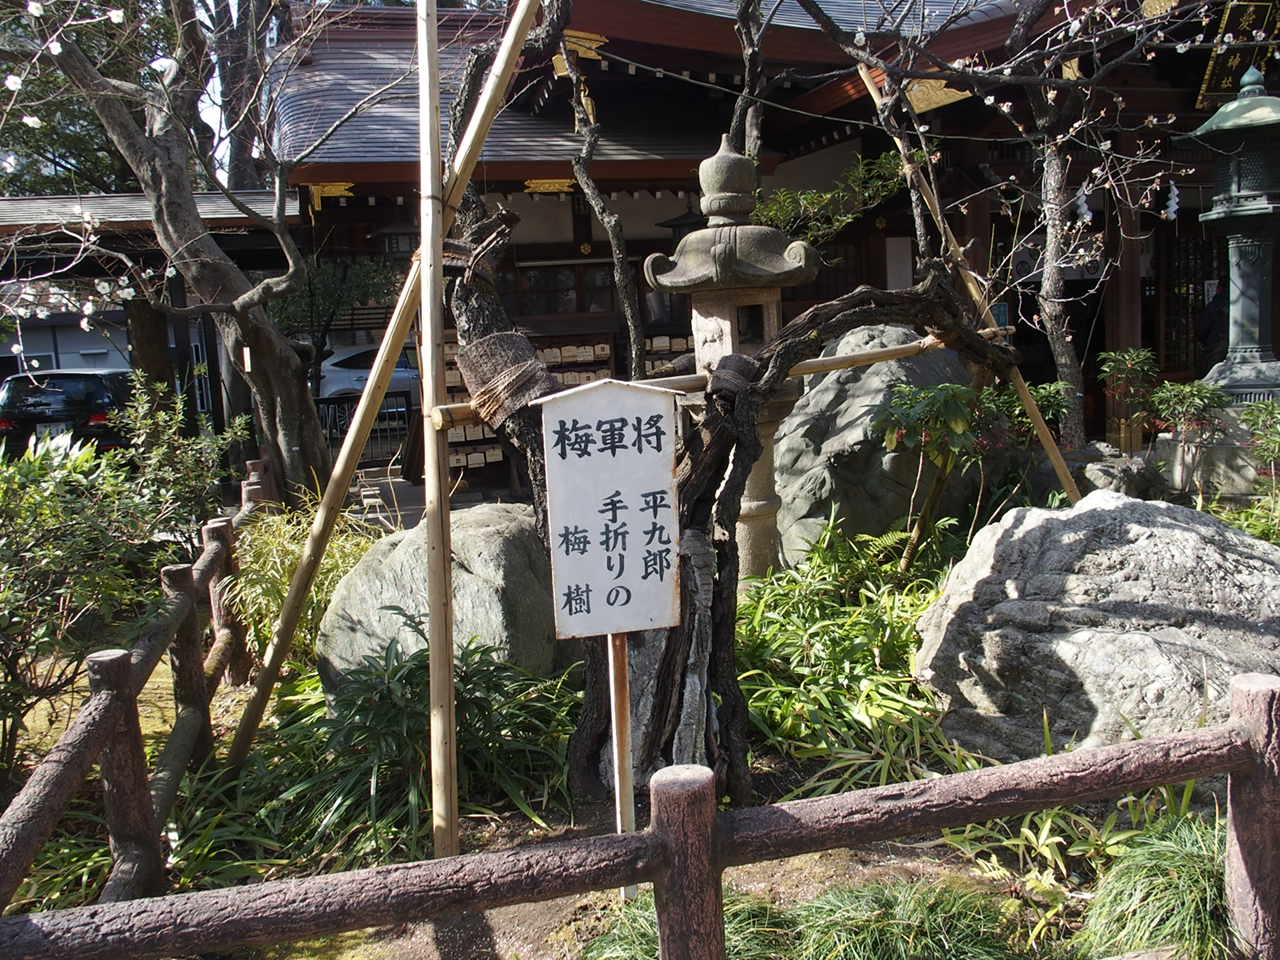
[0,369,134,457]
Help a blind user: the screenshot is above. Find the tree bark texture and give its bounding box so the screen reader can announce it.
[45,29,331,501]
[1038,141,1088,450]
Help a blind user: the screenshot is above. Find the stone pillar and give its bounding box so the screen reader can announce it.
[690,288,789,580]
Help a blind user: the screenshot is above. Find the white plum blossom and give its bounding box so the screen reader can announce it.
[95,280,112,295]
[9,344,21,355]
[984,95,995,105]
[119,287,136,299]
[26,1,43,14]
[5,75,22,92]
[107,8,124,22]
[47,40,62,55]
[21,115,42,128]
[854,30,867,46]
[1,155,15,174]
[27,358,39,369]
[82,301,96,316]
[165,266,177,278]
[1176,42,1190,53]
[35,307,49,319]
[80,317,93,332]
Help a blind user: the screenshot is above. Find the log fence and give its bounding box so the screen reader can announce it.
[0,672,1275,960]
[0,459,276,910]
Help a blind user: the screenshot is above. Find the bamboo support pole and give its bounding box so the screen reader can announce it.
[856,64,1081,504]
[606,633,637,900]
[224,1,542,861]
[416,0,458,859]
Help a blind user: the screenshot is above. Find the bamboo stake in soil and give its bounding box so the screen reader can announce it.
[224,1,544,813]
[607,633,638,900]
[856,64,1081,505]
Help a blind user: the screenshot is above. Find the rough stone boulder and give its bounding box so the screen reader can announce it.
[773,324,978,564]
[1024,441,1168,503]
[916,490,1280,762]
[316,502,572,696]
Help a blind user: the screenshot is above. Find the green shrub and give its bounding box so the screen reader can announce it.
[0,437,165,789]
[242,642,580,871]
[224,502,380,666]
[111,376,250,558]
[737,518,980,795]
[1076,816,1231,960]
[582,888,792,960]
[791,879,1028,960]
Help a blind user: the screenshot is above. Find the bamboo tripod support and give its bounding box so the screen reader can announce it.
[224,0,544,860]
[856,64,1082,505]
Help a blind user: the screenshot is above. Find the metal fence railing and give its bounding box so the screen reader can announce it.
[315,391,413,469]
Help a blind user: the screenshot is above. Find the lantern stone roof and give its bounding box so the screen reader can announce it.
[645,135,819,293]
[1187,67,1280,142]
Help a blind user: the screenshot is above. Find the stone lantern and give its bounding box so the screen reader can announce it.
[1183,66,1280,402]
[644,135,819,578]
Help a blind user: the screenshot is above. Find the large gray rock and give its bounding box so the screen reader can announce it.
[1024,441,1168,503]
[316,502,572,695]
[773,324,978,563]
[917,490,1280,762]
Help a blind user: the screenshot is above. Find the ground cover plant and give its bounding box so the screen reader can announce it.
[582,877,1030,960]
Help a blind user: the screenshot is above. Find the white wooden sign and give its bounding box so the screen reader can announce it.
[533,379,681,639]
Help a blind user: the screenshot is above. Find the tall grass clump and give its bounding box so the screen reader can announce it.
[224,503,381,665]
[737,516,979,794]
[791,879,1028,960]
[1075,815,1231,960]
[581,889,792,960]
[240,641,580,872]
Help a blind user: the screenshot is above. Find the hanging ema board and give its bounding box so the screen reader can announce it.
[533,379,682,639]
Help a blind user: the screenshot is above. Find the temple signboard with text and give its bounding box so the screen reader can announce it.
[534,379,682,639]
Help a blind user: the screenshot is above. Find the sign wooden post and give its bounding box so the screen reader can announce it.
[533,380,682,899]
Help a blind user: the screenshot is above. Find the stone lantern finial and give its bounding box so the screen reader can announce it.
[643,137,819,293]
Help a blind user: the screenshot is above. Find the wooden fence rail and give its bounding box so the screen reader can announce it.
[0,673,1275,960]
[0,459,276,909]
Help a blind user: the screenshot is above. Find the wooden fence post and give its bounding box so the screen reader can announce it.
[1227,673,1280,960]
[87,650,165,902]
[201,518,252,687]
[649,765,725,960]
[241,481,265,511]
[161,565,213,768]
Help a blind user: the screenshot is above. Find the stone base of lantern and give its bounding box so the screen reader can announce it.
[735,384,799,582]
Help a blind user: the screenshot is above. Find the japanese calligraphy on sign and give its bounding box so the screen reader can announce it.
[533,380,681,639]
[1196,1,1278,109]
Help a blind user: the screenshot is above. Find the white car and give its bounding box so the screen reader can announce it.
[317,345,422,405]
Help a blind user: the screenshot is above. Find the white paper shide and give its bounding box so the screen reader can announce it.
[534,380,681,639]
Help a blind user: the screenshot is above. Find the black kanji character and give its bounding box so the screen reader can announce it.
[551,418,596,460]
[632,413,666,454]
[600,521,629,553]
[642,547,673,582]
[640,489,672,519]
[599,490,628,523]
[596,416,629,457]
[644,521,671,546]
[557,525,590,557]
[561,583,592,616]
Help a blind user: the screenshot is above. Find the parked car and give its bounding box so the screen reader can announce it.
[0,368,134,457]
[317,346,421,406]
